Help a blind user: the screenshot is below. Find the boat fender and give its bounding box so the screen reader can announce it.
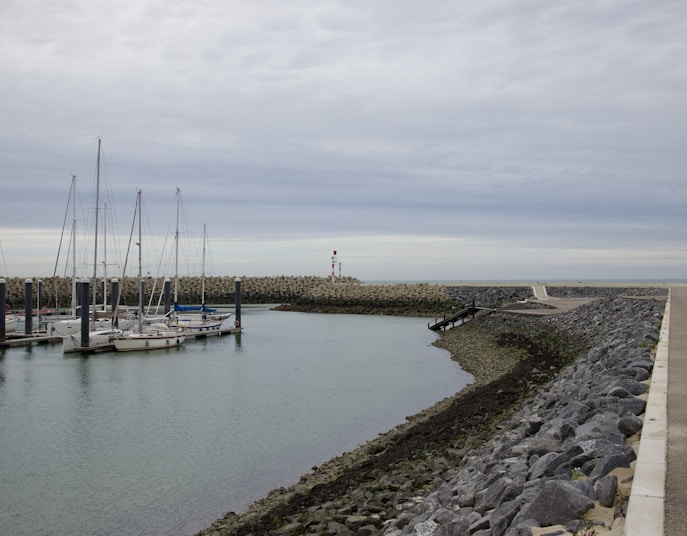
[234,320,240,328]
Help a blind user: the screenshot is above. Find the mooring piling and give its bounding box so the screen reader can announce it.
[164,278,171,315]
[234,277,242,328]
[80,278,90,348]
[111,278,119,312]
[1,278,6,341]
[24,279,32,335]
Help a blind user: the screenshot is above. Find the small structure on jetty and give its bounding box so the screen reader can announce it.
[428,301,488,331]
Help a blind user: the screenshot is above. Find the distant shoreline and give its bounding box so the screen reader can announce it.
[362,279,685,286]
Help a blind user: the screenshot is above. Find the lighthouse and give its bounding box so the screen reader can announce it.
[331,250,337,283]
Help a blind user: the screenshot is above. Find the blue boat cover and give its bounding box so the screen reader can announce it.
[174,303,217,313]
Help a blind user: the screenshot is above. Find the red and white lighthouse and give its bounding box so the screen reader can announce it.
[331,250,337,283]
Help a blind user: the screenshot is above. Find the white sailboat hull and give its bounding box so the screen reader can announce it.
[4,316,18,332]
[62,329,122,353]
[47,316,135,336]
[169,314,229,333]
[112,330,185,352]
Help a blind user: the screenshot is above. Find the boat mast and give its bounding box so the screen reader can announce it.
[92,138,101,326]
[103,202,108,312]
[201,223,207,306]
[71,175,77,317]
[137,189,143,332]
[174,187,180,307]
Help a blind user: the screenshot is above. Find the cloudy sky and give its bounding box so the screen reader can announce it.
[1,0,685,282]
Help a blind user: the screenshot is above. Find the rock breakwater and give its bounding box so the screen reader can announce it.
[275,282,453,316]
[1,275,359,310]
[4,277,668,313]
[198,287,667,536]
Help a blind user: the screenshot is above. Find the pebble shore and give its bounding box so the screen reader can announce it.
[196,285,667,536]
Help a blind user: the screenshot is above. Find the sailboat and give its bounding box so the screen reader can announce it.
[48,175,123,339]
[113,190,186,352]
[165,188,230,335]
[49,143,133,352]
[4,314,17,333]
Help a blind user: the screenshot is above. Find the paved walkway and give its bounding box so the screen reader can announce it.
[664,286,687,534]
[624,286,686,535]
[500,285,598,317]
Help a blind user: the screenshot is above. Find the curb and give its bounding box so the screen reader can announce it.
[624,292,669,535]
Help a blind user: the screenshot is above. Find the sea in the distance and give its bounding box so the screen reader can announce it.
[0,306,472,536]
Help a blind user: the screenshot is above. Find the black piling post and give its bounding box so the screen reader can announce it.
[164,278,171,315]
[234,277,242,328]
[0,278,6,341]
[111,278,119,312]
[24,278,32,335]
[76,280,82,318]
[81,278,90,348]
[139,279,145,318]
[37,279,42,329]
[111,278,119,327]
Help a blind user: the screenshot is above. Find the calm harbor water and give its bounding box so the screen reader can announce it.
[0,307,472,536]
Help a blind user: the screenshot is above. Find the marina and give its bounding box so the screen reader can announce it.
[0,316,241,350]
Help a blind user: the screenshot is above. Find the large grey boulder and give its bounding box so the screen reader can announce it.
[595,474,618,508]
[490,499,524,536]
[619,397,647,416]
[608,378,649,396]
[617,414,643,436]
[474,476,522,514]
[574,413,626,445]
[588,453,630,482]
[513,480,594,527]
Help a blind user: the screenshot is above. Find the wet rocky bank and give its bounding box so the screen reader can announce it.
[197,286,667,536]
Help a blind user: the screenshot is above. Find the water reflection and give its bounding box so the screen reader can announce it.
[78,356,92,409]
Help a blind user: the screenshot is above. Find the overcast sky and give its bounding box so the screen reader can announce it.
[1,0,685,282]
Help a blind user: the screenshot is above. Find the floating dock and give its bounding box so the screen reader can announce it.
[1,326,242,352]
[0,332,62,348]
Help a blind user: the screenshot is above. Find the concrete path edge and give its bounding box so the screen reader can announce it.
[623,291,669,535]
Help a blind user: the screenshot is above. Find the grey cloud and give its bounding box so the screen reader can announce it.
[1,0,685,278]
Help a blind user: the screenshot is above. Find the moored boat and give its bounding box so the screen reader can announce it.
[166,206,231,334]
[4,314,18,333]
[111,190,187,352]
[112,325,185,351]
[62,328,122,353]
